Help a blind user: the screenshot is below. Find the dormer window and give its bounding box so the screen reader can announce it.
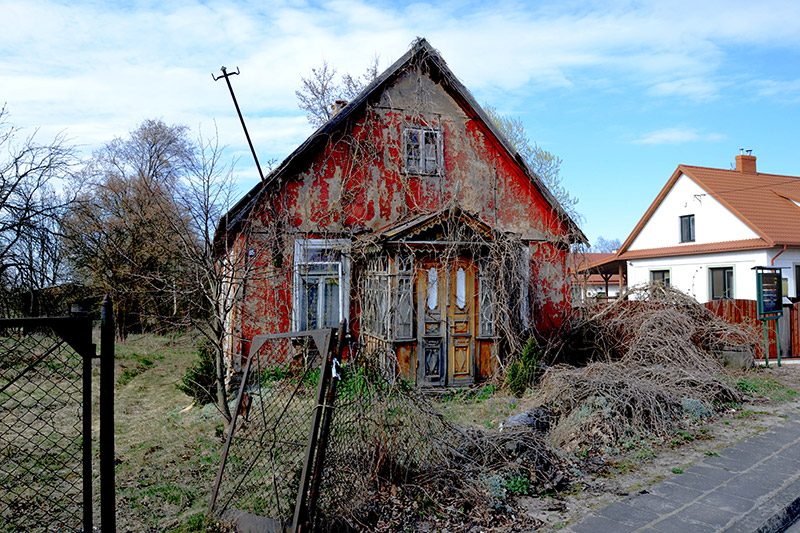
[404,128,441,174]
[680,214,695,243]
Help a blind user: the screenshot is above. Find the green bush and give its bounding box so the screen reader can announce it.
[177,339,217,405]
[505,336,542,397]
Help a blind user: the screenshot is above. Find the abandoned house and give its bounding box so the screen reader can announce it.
[217,38,584,387]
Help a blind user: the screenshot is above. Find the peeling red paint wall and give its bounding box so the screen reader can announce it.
[225,64,575,370]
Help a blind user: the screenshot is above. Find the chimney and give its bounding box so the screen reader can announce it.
[735,149,756,173]
[331,99,348,116]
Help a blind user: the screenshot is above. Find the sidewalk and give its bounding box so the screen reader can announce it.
[565,415,800,533]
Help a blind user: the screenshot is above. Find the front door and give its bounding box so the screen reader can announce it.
[416,260,476,387]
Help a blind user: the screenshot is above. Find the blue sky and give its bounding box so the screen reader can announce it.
[4,0,800,246]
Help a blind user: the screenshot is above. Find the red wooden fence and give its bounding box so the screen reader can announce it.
[704,299,800,359]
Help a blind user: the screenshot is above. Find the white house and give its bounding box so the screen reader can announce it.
[571,252,623,303]
[605,153,800,303]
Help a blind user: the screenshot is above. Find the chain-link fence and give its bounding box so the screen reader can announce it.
[210,329,337,530]
[0,323,90,532]
[0,300,116,533]
[312,354,464,531]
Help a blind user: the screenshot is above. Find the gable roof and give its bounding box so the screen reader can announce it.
[217,38,584,247]
[617,160,800,259]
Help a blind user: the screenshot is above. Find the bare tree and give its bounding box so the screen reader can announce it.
[63,119,196,337]
[591,236,622,253]
[296,57,380,127]
[0,105,76,316]
[64,118,246,425]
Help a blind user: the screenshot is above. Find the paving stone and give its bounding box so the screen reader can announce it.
[568,416,800,533]
[702,454,752,472]
[647,514,718,533]
[628,493,677,515]
[696,490,756,514]
[567,514,638,533]
[782,442,800,461]
[685,464,737,483]
[719,446,770,464]
[718,476,777,501]
[648,481,705,505]
[763,426,800,445]
[678,501,737,529]
[761,452,800,470]
[597,501,661,527]
[668,471,726,492]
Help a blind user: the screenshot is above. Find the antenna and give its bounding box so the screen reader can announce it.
[213,66,266,186]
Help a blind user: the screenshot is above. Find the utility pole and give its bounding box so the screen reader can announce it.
[212,66,267,186]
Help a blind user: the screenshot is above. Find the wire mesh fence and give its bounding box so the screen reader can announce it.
[312,353,463,531]
[0,326,87,532]
[210,331,334,528]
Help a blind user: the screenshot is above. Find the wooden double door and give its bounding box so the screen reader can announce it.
[416,259,477,387]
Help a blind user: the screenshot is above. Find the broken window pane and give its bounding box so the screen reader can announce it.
[424,131,438,173]
[395,276,413,339]
[300,279,319,330]
[478,276,494,337]
[405,130,420,172]
[405,128,440,175]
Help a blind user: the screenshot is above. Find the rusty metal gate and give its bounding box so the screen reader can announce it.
[0,296,117,532]
[209,325,343,532]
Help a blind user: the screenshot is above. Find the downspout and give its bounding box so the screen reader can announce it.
[771,245,787,266]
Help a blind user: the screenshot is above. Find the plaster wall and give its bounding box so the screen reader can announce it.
[626,249,769,303]
[629,174,758,251]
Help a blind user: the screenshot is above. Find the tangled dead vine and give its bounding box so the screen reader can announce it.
[314,356,571,531]
[532,284,751,453]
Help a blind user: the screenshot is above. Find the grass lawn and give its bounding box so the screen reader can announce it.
[101,332,224,531]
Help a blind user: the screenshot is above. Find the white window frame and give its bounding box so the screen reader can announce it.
[403,127,442,175]
[650,269,671,287]
[709,265,734,301]
[292,238,351,331]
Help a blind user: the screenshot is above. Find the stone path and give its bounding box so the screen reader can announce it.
[564,416,800,532]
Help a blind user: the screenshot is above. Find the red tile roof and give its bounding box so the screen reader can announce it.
[618,238,770,260]
[619,160,800,256]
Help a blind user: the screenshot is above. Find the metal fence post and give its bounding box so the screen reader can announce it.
[100,294,116,531]
[82,313,93,532]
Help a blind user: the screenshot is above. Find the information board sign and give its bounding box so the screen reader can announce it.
[756,267,783,320]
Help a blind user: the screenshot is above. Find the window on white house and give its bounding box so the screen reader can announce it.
[650,270,670,286]
[680,214,695,243]
[710,267,733,300]
[404,128,441,174]
[293,239,350,331]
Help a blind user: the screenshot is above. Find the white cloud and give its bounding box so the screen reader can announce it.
[633,127,727,145]
[0,0,798,166]
[751,79,800,101]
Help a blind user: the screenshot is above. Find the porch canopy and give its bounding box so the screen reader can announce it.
[576,253,627,297]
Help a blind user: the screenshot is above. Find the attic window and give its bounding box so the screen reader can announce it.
[404,128,441,175]
[680,214,695,243]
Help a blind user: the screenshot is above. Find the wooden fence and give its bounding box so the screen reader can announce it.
[704,299,799,359]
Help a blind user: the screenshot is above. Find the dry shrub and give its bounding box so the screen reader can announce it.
[534,284,749,452]
[315,356,570,531]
